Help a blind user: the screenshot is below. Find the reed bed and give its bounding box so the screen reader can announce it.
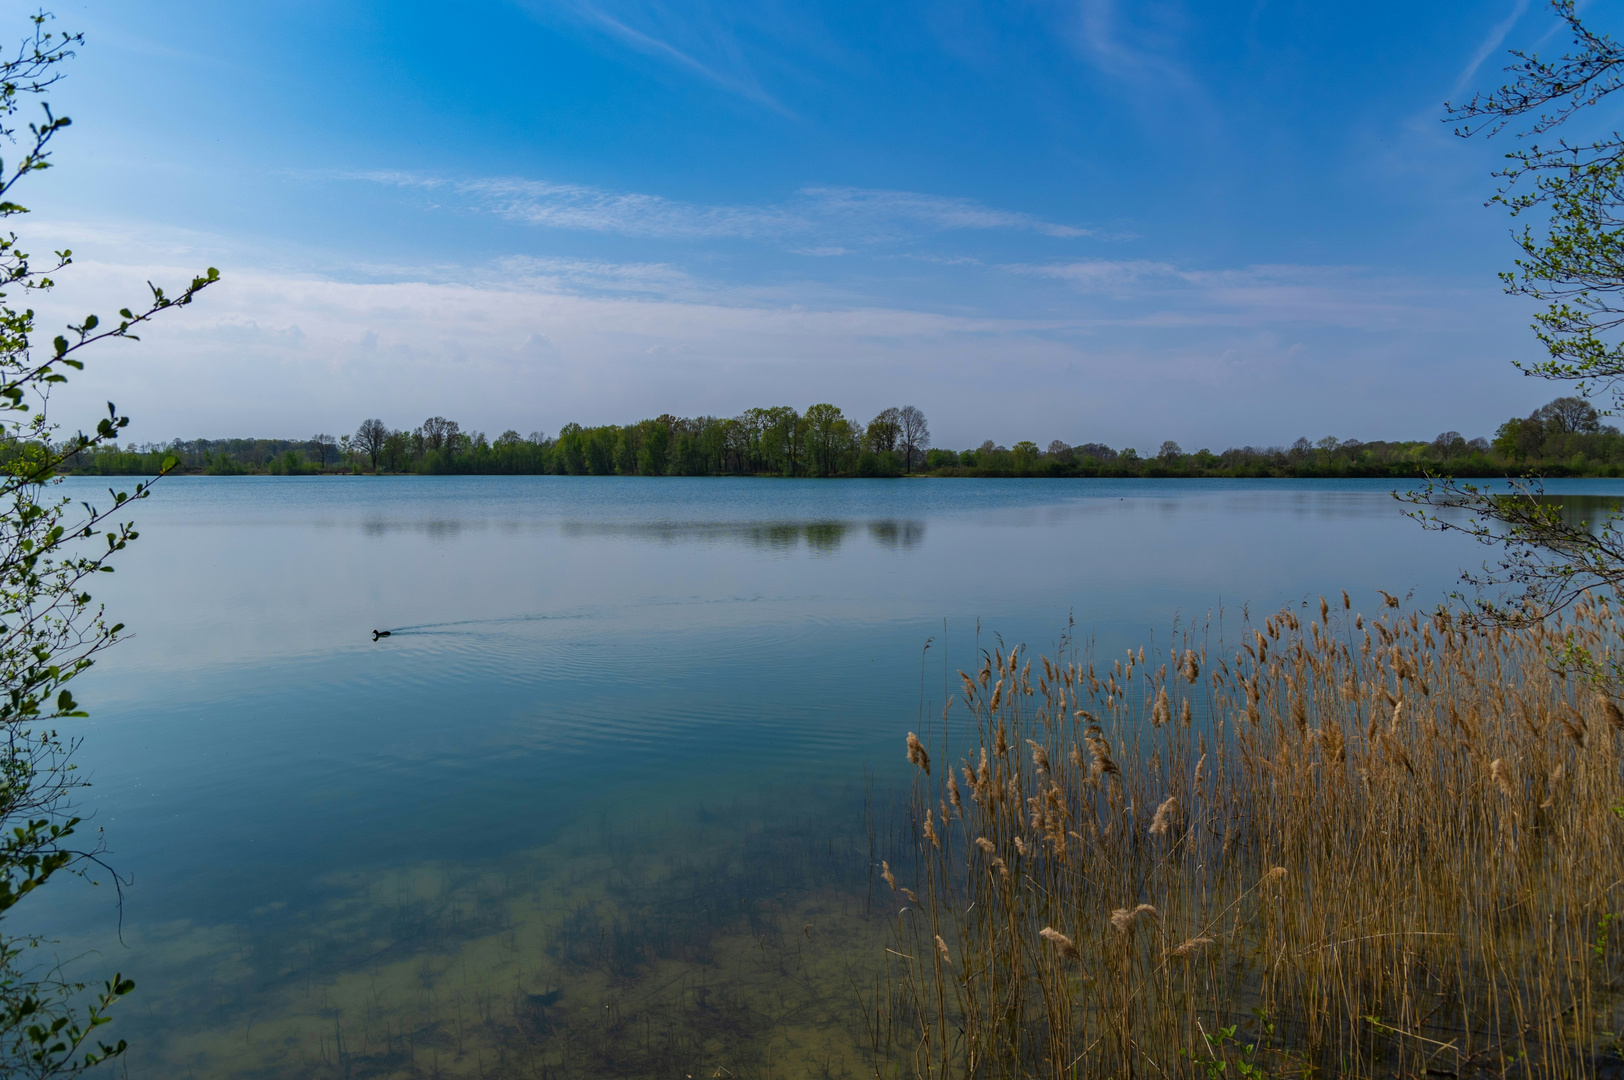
[870,597,1624,1079]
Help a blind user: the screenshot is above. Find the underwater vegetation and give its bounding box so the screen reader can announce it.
[128,790,882,1078]
[872,597,1624,1079]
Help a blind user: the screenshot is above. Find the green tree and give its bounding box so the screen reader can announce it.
[381,429,410,472]
[667,416,717,476]
[804,403,852,477]
[1492,417,1531,460]
[612,426,639,474]
[759,406,800,476]
[556,422,587,475]
[726,410,762,472]
[636,419,670,476]
[585,425,617,475]
[699,415,730,474]
[0,15,216,1073]
[865,407,900,453]
[1408,4,1624,633]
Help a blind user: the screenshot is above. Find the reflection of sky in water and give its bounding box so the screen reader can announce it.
[33,474,1624,1076]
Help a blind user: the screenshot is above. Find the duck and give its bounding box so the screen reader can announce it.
[372,629,391,641]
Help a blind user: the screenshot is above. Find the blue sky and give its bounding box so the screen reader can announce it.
[21,0,1613,450]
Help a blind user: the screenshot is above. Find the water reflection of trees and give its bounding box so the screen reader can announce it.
[554,519,925,553]
[1425,493,1624,536]
[868,520,925,549]
[801,521,846,553]
[361,517,468,538]
[1533,494,1624,530]
[352,518,927,551]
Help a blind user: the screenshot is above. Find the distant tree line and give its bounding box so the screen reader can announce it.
[932,396,1624,478]
[58,404,935,477]
[47,396,1624,479]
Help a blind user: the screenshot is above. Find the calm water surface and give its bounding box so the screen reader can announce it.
[39,475,1624,1077]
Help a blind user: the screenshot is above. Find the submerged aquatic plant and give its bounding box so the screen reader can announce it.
[872,597,1624,1079]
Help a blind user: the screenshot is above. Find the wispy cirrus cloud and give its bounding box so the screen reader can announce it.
[511,0,824,115]
[349,171,1094,244]
[801,186,1089,239]
[463,177,795,238]
[1075,0,1196,88]
[545,1,794,115]
[1069,1,1222,135]
[1449,0,1532,100]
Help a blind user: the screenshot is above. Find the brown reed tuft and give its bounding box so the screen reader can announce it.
[1027,739,1051,776]
[1543,761,1564,809]
[1109,904,1157,933]
[1166,936,1215,958]
[1039,926,1079,960]
[906,731,931,775]
[1085,728,1119,778]
[1600,693,1624,732]
[1490,757,1514,798]
[1148,795,1178,836]
[873,594,1624,1080]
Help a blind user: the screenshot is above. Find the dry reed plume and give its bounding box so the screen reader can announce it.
[868,596,1624,1079]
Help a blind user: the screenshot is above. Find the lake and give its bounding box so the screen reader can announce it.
[38,475,1624,1078]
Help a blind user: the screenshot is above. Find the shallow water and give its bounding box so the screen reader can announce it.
[35,475,1624,1077]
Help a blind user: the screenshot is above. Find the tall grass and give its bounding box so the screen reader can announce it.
[870,597,1624,1078]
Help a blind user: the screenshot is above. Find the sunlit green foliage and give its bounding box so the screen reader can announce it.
[0,14,215,1074]
[1409,3,1624,626]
